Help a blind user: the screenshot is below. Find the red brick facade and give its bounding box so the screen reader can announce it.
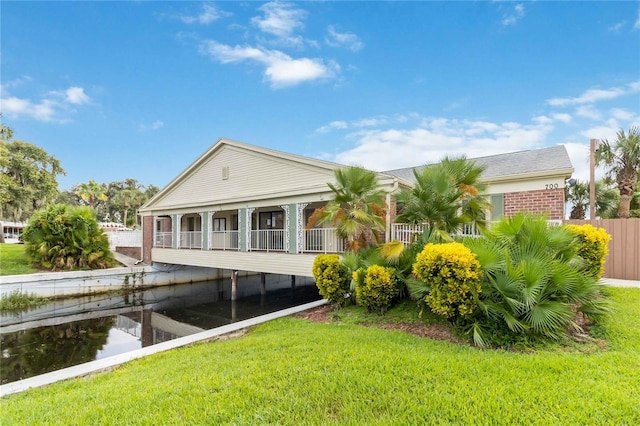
[142,215,154,265]
[504,188,565,220]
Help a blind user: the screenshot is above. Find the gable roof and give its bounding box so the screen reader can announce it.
[383,145,574,183]
[140,138,407,212]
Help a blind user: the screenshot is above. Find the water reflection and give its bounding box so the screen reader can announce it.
[1,274,319,384]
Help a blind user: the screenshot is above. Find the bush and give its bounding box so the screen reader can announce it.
[564,224,610,280]
[22,204,116,271]
[464,214,610,347]
[412,242,481,319]
[354,265,398,314]
[312,254,351,306]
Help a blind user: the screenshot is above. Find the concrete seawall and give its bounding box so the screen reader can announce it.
[0,264,248,299]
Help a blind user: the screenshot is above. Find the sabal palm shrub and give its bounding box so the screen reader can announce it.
[395,156,490,237]
[464,214,610,347]
[22,204,116,271]
[307,166,387,251]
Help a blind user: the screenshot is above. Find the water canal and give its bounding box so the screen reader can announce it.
[1,274,319,385]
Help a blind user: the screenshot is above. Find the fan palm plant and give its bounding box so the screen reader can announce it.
[395,156,489,238]
[307,166,387,251]
[464,214,609,347]
[596,126,640,218]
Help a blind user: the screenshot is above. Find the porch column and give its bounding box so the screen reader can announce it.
[239,208,255,252]
[201,212,210,250]
[279,204,291,253]
[171,214,183,249]
[294,203,309,254]
[231,270,238,301]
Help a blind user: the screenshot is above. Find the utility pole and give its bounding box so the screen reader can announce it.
[589,138,597,226]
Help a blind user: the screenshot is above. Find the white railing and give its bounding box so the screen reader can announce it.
[250,229,286,252]
[107,230,142,249]
[209,231,239,251]
[392,220,563,245]
[303,228,345,253]
[180,231,202,249]
[154,232,172,248]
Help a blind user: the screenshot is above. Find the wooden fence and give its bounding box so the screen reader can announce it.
[564,218,640,281]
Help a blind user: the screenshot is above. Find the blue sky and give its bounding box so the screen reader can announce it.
[2,1,639,191]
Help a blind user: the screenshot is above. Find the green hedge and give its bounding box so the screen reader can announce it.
[564,223,611,280]
[312,254,351,306]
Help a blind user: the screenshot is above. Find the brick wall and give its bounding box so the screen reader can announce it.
[504,188,565,220]
[142,215,154,265]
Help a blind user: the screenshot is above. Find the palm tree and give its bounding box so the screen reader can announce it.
[565,179,619,219]
[307,166,387,251]
[75,180,108,209]
[596,126,640,218]
[395,156,489,237]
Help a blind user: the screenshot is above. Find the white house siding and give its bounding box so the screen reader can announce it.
[152,248,318,277]
[151,145,338,209]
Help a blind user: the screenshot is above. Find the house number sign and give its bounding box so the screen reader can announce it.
[545,183,559,190]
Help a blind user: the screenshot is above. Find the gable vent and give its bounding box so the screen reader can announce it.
[222,166,229,180]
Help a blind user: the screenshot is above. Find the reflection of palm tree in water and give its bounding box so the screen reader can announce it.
[0,317,114,384]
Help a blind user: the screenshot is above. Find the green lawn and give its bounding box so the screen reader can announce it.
[2,288,639,425]
[0,244,37,276]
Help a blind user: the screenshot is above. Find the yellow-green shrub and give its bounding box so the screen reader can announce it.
[564,224,611,279]
[312,254,351,306]
[354,265,398,314]
[412,242,481,319]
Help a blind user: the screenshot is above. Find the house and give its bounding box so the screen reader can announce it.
[138,138,408,278]
[139,140,573,280]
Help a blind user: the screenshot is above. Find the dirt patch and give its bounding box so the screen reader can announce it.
[297,306,464,344]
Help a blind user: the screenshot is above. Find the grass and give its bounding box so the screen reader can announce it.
[0,244,38,276]
[0,290,47,312]
[1,287,639,425]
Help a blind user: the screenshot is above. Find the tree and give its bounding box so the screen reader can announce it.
[0,123,65,222]
[596,126,640,218]
[565,179,618,219]
[22,204,116,270]
[307,166,387,251]
[395,156,489,237]
[74,180,108,209]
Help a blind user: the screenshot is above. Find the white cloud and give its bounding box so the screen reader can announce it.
[181,4,228,25]
[139,120,164,131]
[575,105,602,121]
[634,9,640,30]
[251,2,306,40]
[315,120,348,133]
[502,4,525,27]
[199,40,338,88]
[610,108,635,121]
[65,87,90,104]
[608,21,626,32]
[331,117,553,171]
[325,25,364,51]
[552,113,572,123]
[547,81,640,106]
[0,83,92,122]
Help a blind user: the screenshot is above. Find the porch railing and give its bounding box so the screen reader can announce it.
[302,228,345,253]
[154,232,173,248]
[250,229,286,252]
[209,231,239,251]
[180,231,202,249]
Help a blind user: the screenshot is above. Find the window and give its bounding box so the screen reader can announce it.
[259,211,284,229]
[213,218,226,232]
[187,217,196,231]
[490,194,504,220]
